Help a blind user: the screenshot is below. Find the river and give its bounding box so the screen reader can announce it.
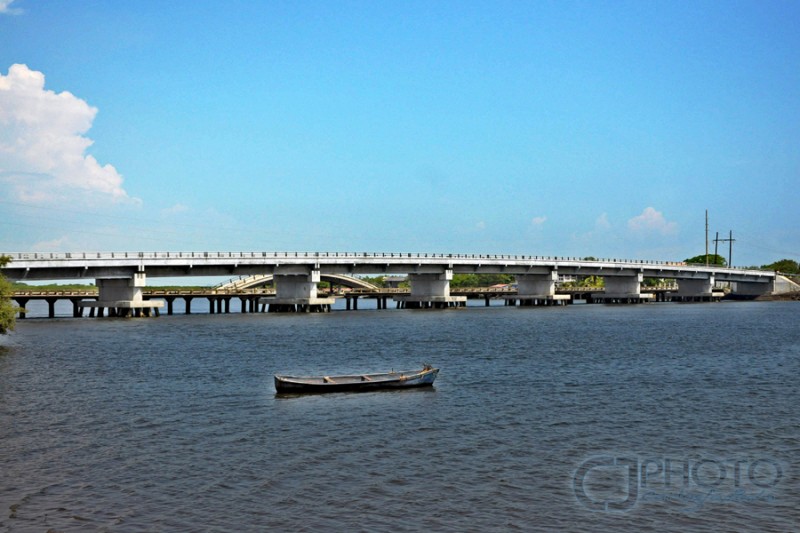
[1,302,798,531]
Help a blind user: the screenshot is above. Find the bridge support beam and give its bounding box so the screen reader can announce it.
[394,270,466,309]
[674,275,723,302]
[594,273,654,304]
[79,272,164,317]
[260,270,335,312]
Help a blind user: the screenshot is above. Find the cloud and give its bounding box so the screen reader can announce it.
[531,215,547,227]
[475,220,486,230]
[31,236,70,252]
[0,64,137,204]
[571,212,616,249]
[627,207,678,236]
[594,213,611,231]
[0,0,22,15]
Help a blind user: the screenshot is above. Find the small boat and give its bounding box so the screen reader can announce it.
[274,364,439,393]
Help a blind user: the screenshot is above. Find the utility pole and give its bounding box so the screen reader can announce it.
[714,231,719,264]
[705,210,709,267]
[713,230,736,267]
[729,230,735,267]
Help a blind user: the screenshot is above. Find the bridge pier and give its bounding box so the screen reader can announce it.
[593,273,654,304]
[238,295,260,313]
[260,270,335,312]
[506,271,570,307]
[393,270,466,309]
[207,296,231,314]
[729,279,775,299]
[14,297,28,318]
[71,297,83,317]
[673,275,723,302]
[79,273,164,317]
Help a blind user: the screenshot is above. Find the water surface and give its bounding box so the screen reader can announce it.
[1,302,798,531]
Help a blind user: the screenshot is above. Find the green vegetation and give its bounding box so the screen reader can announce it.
[561,276,604,289]
[451,274,515,288]
[12,282,98,292]
[762,259,799,274]
[357,276,387,288]
[148,285,222,291]
[1,256,19,334]
[685,254,727,266]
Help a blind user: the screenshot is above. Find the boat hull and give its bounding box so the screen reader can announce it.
[274,367,439,393]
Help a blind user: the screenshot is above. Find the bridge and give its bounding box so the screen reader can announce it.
[2,251,778,315]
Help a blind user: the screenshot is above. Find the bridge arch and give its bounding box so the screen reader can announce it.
[215,273,379,291]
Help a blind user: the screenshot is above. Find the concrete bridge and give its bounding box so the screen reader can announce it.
[1,251,777,314]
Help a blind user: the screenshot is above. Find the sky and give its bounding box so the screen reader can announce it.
[1,0,798,267]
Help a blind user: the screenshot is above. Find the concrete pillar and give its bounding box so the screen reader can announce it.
[676,275,715,300]
[731,279,774,297]
[604,273,643,298]
[275,270,319,300]
[260,270,335,312]
[98,273,145,303]
[14,298,28,319]
[46,297,57,318]
[165,296,175,315]
[80,272,163,317]
[409,270,452,298]
[394,269,466,308]
[511,271,570,306]
[516,271,557,297]
[596,273,654,303]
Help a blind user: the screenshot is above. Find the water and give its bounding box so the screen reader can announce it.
[1,302,798,532]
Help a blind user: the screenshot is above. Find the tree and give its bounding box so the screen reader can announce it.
[762,259,799,274]
[0,256,18,334]
[451,273,515,288]
[684,254,726,266]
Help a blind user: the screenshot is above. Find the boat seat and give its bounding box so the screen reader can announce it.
[323,376,335,383]
[361,375,372,381]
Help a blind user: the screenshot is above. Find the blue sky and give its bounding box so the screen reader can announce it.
[1,0,798,266]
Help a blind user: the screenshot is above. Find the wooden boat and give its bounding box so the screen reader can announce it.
[274,364,439,393]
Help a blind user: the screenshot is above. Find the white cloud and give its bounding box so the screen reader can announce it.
[595,212,611,231]
[475,220,486,230]
[531,215,547,226]
[0,1,22,15]
[627,207,678,236]
[571,212,616,250]
[31,236,71,252]
[0,64,137,204]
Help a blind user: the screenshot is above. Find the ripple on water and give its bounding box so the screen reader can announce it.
[0,303,798,531]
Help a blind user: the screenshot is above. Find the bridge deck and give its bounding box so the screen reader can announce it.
[1,251,775,283]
